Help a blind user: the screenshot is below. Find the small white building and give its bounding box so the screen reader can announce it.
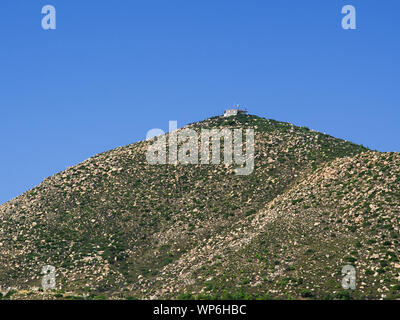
[223,105,247,117]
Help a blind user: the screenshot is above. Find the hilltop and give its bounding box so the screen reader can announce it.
[0,114,399,300]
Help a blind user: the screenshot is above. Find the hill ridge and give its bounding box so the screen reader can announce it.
[1,114,399,300]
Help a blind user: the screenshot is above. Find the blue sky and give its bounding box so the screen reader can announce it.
[0,0,399,204]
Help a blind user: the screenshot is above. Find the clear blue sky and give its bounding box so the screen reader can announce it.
[0,0,399,204]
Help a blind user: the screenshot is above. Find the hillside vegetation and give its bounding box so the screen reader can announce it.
[1,114,399,300]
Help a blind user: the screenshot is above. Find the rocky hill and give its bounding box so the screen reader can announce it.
[0,114,399,300]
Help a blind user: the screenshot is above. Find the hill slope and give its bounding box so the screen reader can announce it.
[1,114,399,300]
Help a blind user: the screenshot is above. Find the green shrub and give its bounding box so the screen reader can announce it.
[300,290,314,298]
